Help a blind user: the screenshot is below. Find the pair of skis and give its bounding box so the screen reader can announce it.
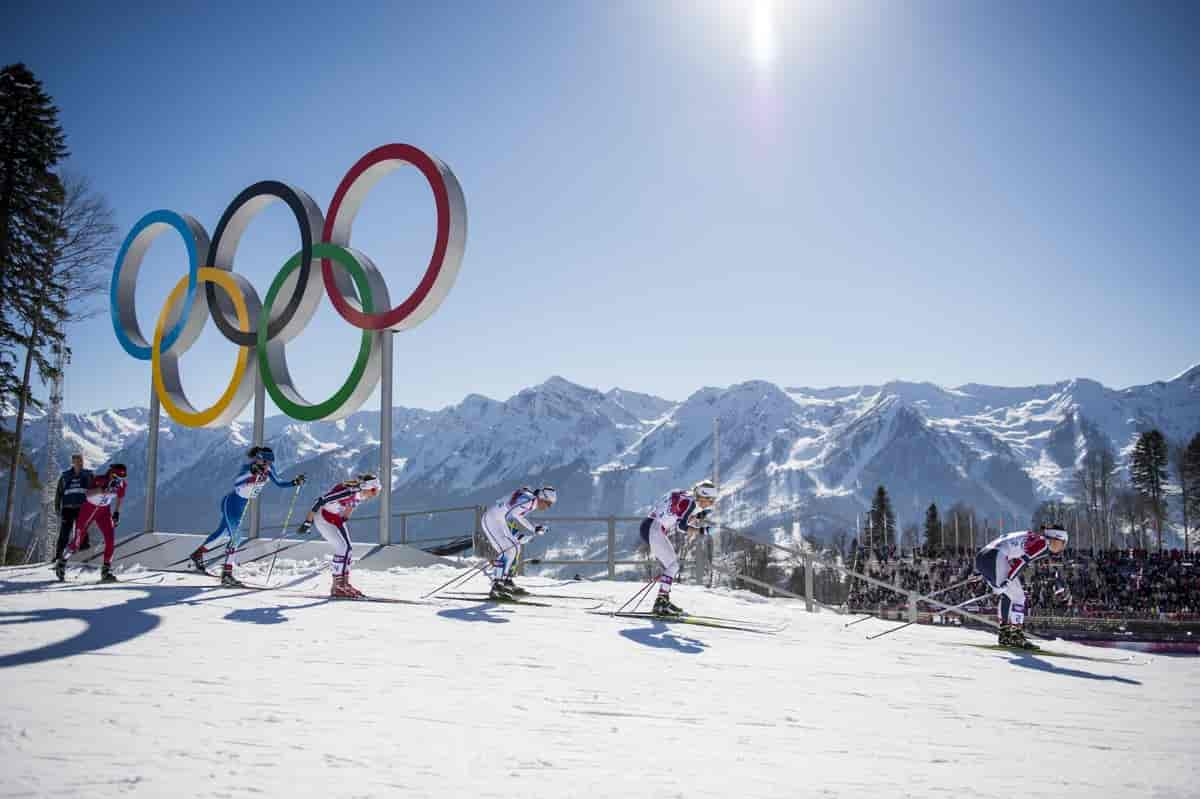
[438,590,609,610]
[47,566,166,588]
[950,642,1147,665]
[592,609,783,635]
[599,575,781,634]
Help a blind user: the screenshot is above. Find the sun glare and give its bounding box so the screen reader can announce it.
[750,0,776,69]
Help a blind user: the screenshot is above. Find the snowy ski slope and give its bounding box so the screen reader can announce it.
[1,562,1197,798]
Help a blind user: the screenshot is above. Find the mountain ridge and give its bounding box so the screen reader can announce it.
[6,366,1199,547]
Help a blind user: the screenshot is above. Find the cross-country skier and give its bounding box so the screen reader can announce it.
[480,485,557,599]
[56,463,127,582]
[296,474,382,598]
[640,480,717,616]
[53,453,93,561]
[189,446,305,587]
[974,523,1069,649]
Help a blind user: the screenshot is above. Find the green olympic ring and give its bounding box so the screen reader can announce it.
[258,244,387,422]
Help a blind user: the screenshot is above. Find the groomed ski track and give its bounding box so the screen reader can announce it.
[1,562,1196,798]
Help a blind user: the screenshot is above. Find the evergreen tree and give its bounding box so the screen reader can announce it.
[0,63,68,410]
[869,485,896,549]
[1129,429,1169,550]
[1,175,112,561]
[923,502,942,553]
[0,63,70,561]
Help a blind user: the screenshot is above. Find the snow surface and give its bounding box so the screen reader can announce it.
[1,562,1197,798]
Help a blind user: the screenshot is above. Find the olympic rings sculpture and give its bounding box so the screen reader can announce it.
[110,144,467,428]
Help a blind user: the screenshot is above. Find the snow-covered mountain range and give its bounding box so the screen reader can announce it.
[6,365,1200,545]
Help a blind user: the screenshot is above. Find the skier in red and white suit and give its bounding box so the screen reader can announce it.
[975,523,1068,649]
[298,474,381,598]
[57,463,127,583]
[640,480,717,616]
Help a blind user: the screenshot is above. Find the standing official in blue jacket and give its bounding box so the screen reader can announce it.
[54,454,93,561]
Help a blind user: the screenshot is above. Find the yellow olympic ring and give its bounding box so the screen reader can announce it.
[152,267,256,428]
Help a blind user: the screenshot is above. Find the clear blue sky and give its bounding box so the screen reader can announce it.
[5,0,1198,414]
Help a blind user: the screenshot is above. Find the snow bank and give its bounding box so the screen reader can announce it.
[0,564,1196,798]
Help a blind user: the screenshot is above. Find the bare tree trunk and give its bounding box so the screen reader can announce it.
[0,329,36,562]
[1174,441,1191,555]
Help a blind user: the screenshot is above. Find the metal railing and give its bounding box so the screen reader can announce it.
[225,504,480,548]
[241,508,648,580]
[515,515,645,580]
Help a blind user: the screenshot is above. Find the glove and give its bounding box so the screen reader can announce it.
[534,525,547,536]
[297,520,312,535]
[112,510,120,525]
[292,474,306,486]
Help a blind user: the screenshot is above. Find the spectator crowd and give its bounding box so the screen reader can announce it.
[847,547,1200,620]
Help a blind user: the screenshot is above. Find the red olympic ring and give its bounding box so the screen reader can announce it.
[322,143,467,332]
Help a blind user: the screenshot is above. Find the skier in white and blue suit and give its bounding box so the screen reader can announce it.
[481,485,557,600]
[188,446,304,586]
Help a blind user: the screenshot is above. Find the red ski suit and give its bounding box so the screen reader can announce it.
[72,475,126,563]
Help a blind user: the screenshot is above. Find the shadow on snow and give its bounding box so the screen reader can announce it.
[619,621,708,654]
[0,578,320,669]
[224,599,330,625]
[1008,652,1142,686]
[436,603,513,624]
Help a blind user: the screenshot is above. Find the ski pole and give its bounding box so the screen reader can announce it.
[631,577,658,613]
[919,574,981,604]
[422,538,519,598]
[616,576,658,614]
[264,485,303,588]
[866,591,990,641]
[844,575,979,628]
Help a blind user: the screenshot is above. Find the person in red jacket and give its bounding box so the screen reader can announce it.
[297,474,382,598]
[640,480,717,616]
[56,463,127,583]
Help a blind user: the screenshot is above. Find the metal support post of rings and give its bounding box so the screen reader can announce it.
[110,144,467,428]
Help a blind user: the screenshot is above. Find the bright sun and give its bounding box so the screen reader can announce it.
[750,0,776,69]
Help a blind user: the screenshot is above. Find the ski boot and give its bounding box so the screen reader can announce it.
[1005,626,1039,651]
[489,579,516,601]
[653,594,684,617]
[502,576,529,596]
[342,573,366,599]
[189,547,208,574]
[330,574,360,599]
[220,566,245,588]
[99,563,118,583]
[54,558,66,582]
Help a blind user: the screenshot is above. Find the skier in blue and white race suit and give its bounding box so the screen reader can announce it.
[640,480,716,617]
[189,446,304,586]
[481,486,556,599]
[974,523,1068,649]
